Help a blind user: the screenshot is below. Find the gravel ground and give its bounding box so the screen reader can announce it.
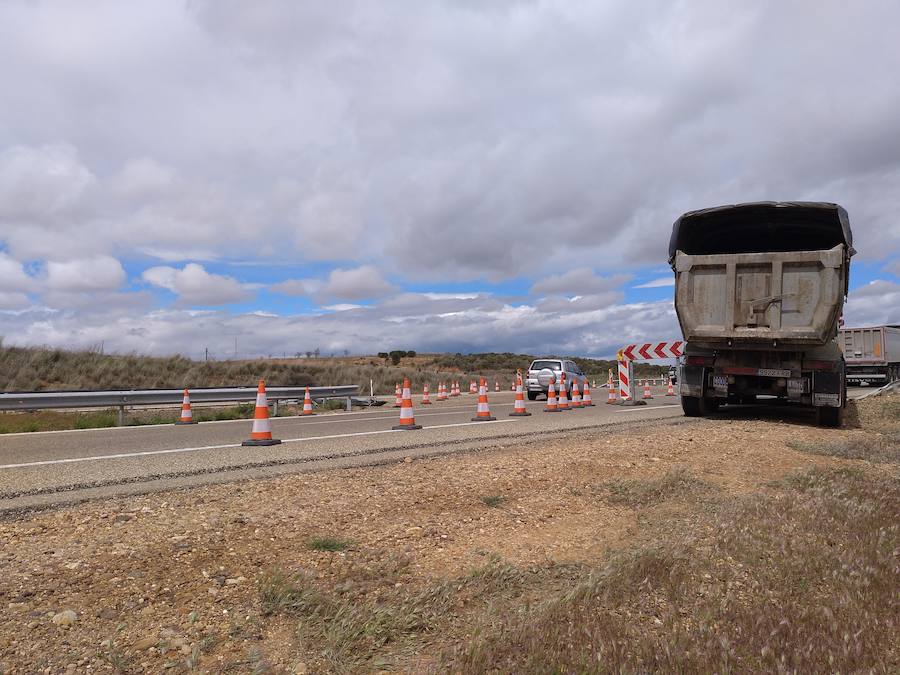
[0,398,896,674]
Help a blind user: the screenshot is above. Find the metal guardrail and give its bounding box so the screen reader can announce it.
[0,385,360,412]
[856,379,900,400]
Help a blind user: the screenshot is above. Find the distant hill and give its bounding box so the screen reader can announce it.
[0,346,667,394]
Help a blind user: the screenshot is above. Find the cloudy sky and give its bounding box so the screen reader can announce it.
[1,0,899,360]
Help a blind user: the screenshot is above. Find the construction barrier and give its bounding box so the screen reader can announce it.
[392,378,422,430]
[471,378,496,421]
[582,381,594,406]
[302,386,314,416]
[509,374,531,417]
[175,389,196,425]
[242,380,281,446]
[544,380,559,412]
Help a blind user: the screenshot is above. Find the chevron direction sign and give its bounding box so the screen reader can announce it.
[619,341,684,362]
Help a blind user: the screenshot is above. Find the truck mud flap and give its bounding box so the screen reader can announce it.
[679,365,705,398]
[812,371,842,407]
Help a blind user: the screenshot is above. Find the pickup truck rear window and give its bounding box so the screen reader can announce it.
[530,360,561,371]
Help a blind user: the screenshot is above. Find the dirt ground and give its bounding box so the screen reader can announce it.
[1,397,897,673]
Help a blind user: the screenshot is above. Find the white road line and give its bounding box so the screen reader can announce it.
[0,400,517,437]
[0,419,519,469]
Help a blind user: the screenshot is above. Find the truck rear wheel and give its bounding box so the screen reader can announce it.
[527,391,538,401]
[816,406,841,428]
[681,395,718,417]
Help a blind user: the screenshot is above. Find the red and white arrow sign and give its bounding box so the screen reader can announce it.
[619,341,683,361]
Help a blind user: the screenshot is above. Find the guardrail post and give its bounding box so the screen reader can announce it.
[272,399,279,417]
[346,396,351,412]
[117,406,125,426]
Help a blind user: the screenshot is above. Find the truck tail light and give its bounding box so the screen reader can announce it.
[685,356,714,366]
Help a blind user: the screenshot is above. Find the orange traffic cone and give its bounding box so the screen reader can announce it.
[175,388,197,424]
[436,382,447,401]
[301,385,314,416]
[557,374,570,410]
[392,378,422,430]
[607,381,618,404]
[393,382,402,407]
[643,381,653,399]
[422,382,432,404]
[571,381,583,408]
[509,375,531,417]
[544,380,559,412]
[511,381,516,391]
[495,381,500,392]
[666,378,675,396]
[469,380,477,394]
[582,381,594,406]
[242,380,281,446]
[452,381,460,397]
[471,378,496,421]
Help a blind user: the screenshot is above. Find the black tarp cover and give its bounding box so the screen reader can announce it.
[668,201,855,265]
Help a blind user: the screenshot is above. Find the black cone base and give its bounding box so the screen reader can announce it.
[242,438,282,446]
[509,411,531,416]
[471,416,496,421]
[175,420,198,425]
[392,424,423,430]
[544,408,560,412]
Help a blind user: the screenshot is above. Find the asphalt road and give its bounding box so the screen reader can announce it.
[0,389,686,510]
[0,385,876,512]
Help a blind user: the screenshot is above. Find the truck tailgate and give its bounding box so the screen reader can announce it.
[674,244,846,346]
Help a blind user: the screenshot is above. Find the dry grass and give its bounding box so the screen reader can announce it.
[788,436,900,463]
[437,466,900,673]
[594,466,716,507]
[258,556,536,671]
[306,536,353,552]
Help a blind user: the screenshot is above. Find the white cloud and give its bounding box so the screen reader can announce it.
[0,291,30,310]
[531,269,628,296]
[272,265,395,302]
[322,266,395,301]
[0,144,95,223]
[0,285,681,361]
[0,252,36,293]
[269,278,324,297]
[323,303,364,312]
[142,263,254,305]
[634,276,675,289]
[844,280,900,326]
[44,256,126,292]
[884,259,900,277]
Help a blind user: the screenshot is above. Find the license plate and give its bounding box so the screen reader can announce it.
[758,369,792,378]
[814,393,841,407]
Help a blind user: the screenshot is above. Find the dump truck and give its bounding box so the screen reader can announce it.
[669,201,854,427]
[839,325,900,386]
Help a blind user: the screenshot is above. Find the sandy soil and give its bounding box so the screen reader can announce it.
[0,402,895,674]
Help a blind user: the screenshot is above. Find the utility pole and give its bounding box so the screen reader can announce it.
[205,347,209,362]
